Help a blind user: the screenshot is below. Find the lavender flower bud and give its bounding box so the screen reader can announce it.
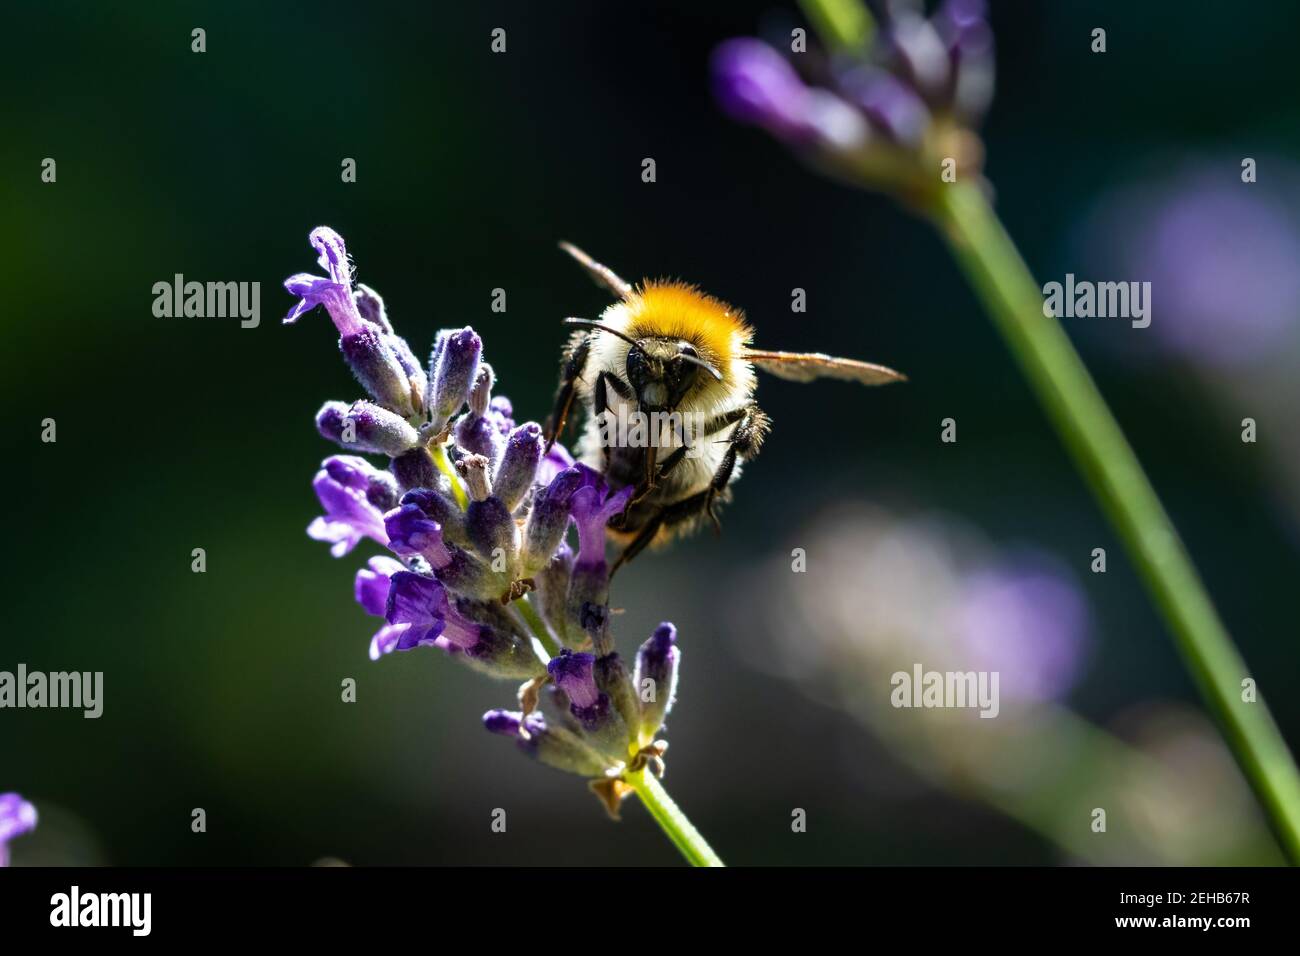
[595,652,639,740]
[400,486,466,543]
[840,67,930,148]
[353,283,393,332]
[455,413,504,464]
[947,18,994,121]
[483,711,610,777]
[387,333,428,415]
[323,455,398,511]
[534,542,575,645]
[316,400,350,444]
[383,503,451,567]
[433,546,510,602]
[493,422,544,513]
[466,496,518,571]
[468,363,494,417]
[634,623,680,740]
[711,38,815,143]
[340,324,416,416]
[389,447,438,493]
[522,468,583,576]
[428,327,482,430]
[887,13,950,101]
[344,401,420,457]
[457,625,545,679]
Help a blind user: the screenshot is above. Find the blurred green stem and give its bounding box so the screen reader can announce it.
[931,181,1300,863]
[625,768,724,867]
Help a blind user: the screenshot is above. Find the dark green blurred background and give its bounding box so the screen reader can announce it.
[4,0,1298,865]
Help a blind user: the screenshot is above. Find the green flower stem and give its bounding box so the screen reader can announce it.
[625,768,724,867]
[429,443,468,510]
[931,181,1300,863]
[513,593,561,660]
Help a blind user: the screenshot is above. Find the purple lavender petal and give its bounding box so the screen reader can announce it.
[0,793,37,867]
[308,465,388,557]
[711,38,818,144]
[547,649,600,709]
[569,465,634,570]
[383,503,451,567]
[384,570,448,629]
[354,555,405,617]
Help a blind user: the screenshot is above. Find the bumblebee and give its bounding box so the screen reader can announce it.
[545,243,905,572]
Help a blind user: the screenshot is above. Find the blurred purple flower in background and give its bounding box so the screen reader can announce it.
[1075,160,1300,532]
[711,1,994,195]
[955,557,1090,703]
[731,506,1278,864]
[1076,162,1300,370]
[0,793,37,867]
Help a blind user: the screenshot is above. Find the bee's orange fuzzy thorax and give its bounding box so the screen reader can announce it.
[621,280,753,375]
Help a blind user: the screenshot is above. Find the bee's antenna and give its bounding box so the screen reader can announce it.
[675,352,723,382]
[564,317,643,352]
[558,242,634,299]
[563,318,723,381]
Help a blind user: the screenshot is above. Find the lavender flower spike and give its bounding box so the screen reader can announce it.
[0,793,37,867]
[288,230,709,843]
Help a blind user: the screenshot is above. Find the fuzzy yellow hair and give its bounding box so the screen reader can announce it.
[617,280,753,381]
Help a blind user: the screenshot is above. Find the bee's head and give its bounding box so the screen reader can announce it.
[566,319,722,412]
[626,337,712,411]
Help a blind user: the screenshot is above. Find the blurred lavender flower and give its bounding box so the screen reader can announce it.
[712,0,994,199]
[739,506,1091,727]
[1075,163,1300,370]
[285,228,686,816]
[955,557,1090,703]
[0,793,37,867]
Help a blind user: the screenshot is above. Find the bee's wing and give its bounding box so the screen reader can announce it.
[558,242,633,299]
[742,350,907,385]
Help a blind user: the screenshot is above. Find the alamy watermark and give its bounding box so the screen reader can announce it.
[1042,273,1151,328]
[595,407,708,458]
[152,274,260,328]
[0,664,103,718]
[890,663,1000,718]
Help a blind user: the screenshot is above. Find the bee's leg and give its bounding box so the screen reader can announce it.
[544,332,591,451]
[593,370,635,486]
[592,369,633,417]
[700,404,770,532]
[610,408,767,571]
[629,404,751,508]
